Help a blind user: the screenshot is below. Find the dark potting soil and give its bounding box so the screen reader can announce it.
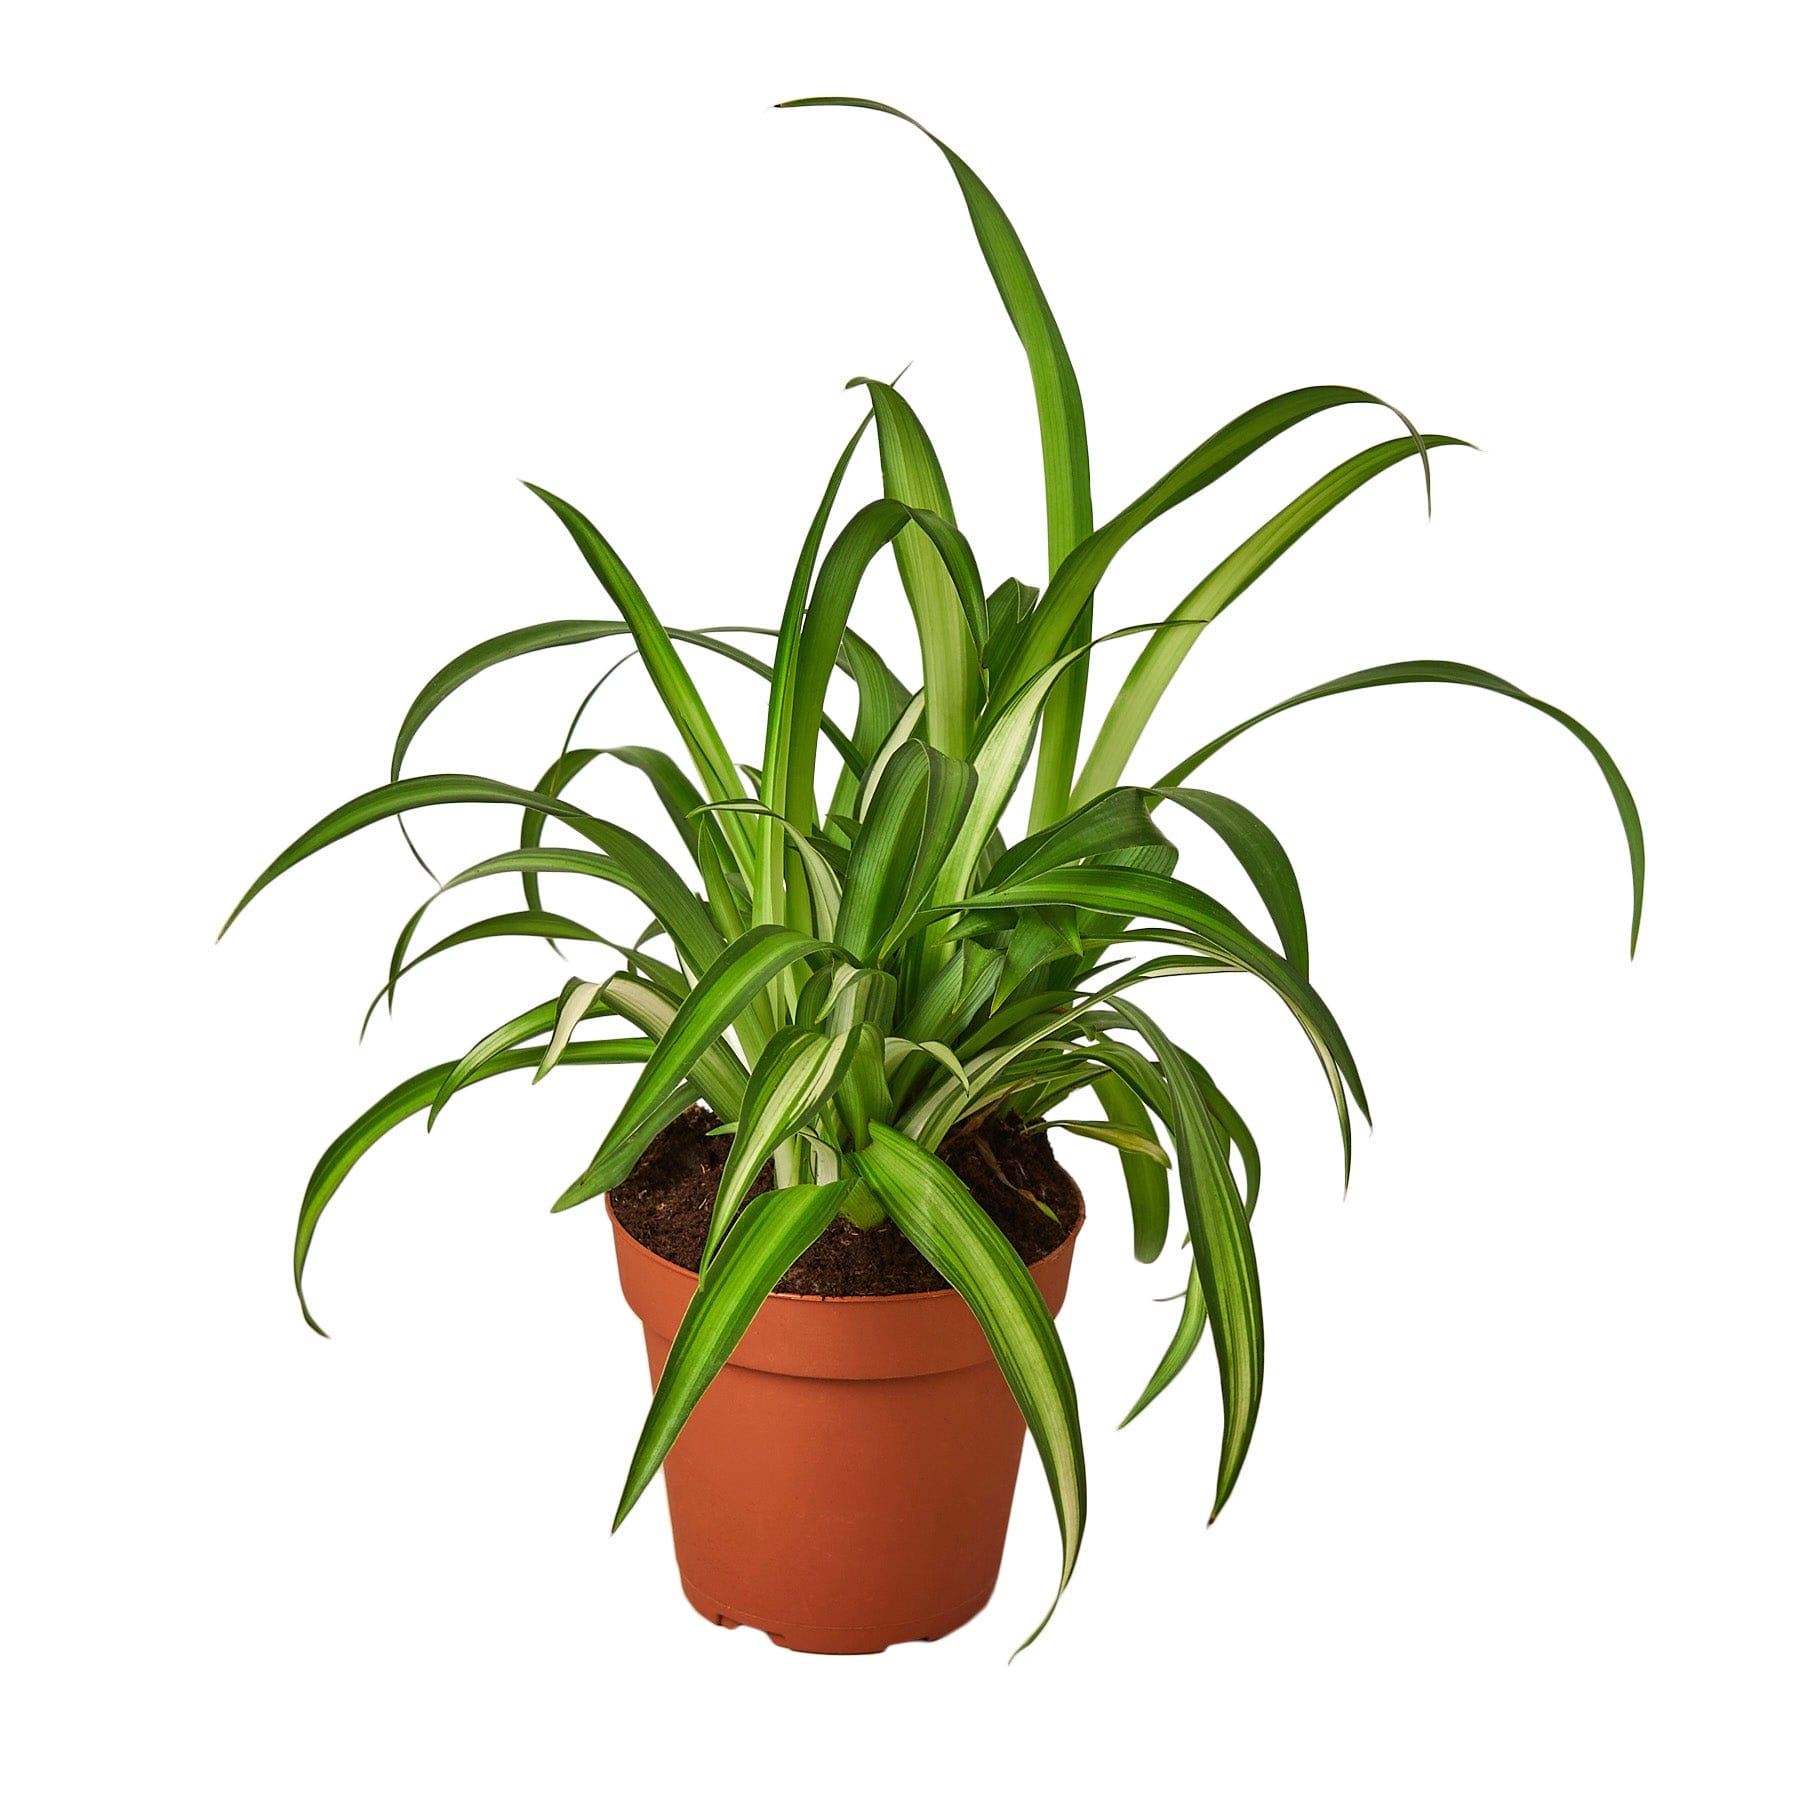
[608,1106,1083,1297]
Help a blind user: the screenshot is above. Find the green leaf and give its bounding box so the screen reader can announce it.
[933,621,1202,913]
[613,1180,852,1530]
[834,1022,895,1147]
[1121,1262,1207,1431]
[429,989,610,1127]
[701,801,844,942]
[994,385,1434,710]
[402,845,687,1002]
[537,979,606,1082]
[896,982,1116,1154]
[796,962,897,1037]
[853,377,986,729]
[1110,1000,1261,1519]
[522,484,754,865]
[1154,659,1645,954]
[759,408,873,934]
[696,825,748,941]
[1190,1056,1262,1213]
[548,1081,703,1217]
[1090,1071,1171,1262]
[970,865,1366,1177]
[852,1123,1085,1653]
[360,909,603,1035]
[701,1026,862,1270]
[509,755,725,974]
[907,1038,970,1091]
[995,907,1083,1005]
[221,774,587,938]
[989,786,1173,890]
[221,773,718,973]
[783,100,1091,580]
[781,97,1097,835]
[982,384,1432,828]
[592,974,750,1122]
[772,500,906,840]
[431,999,557,1127]
[295,1040,652,1335]
[1119,1049,1265,1428]
[442,837,646,910]
[1073,434,1467,804]
[580,745,709,860]
[853,689,927,820]
[931,643,1085,911]
[1045,1119,1169,1162]
[768,493,981,867]
[1150,787,1310,977]
[828,627,913,823]
[586,926,829,1180]
[982,574,1040,673]
[836,741,978,962]
[387,616,860,877]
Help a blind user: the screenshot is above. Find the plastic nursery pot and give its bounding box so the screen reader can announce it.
[608,1192,1083,1655]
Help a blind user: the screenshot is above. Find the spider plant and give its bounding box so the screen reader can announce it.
[221,97,1642,1648]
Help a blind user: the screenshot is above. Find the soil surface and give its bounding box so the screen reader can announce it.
[608,1106,1083,1297]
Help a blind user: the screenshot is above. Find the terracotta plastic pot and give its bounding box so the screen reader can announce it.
[608,1194,1082,1654]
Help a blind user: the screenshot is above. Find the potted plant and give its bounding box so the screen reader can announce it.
[221,96,1643,1655]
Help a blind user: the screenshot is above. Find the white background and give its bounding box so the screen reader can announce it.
[4,3,1794,1794]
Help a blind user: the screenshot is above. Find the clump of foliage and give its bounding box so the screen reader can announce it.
[223,98,1641,1646]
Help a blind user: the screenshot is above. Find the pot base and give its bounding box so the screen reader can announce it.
[680,1572,994,1655]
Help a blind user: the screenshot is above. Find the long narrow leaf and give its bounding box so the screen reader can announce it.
[758,408,873,933]
[989,787,1173,890]
[1153,659,1645,953]
[429,989,608,1127]
[295,1040,652,1335]
[592,974,750,1123]
[586,926,828,1177]
[990,385,1431,737]
[1120,1050,1265,1425]
[701,1027,861,1269]
[1151,787,1310,976]
[782,100,1092,579]
[1110,1000,1261,1519]
[1073,434,1466,803]
[702,802,843,942]
[1091,1071,1172,1262]
[853,1123,1084,1654]
[549,1080,706,1216]
[969,865,1367,1144]
[509,754,724,974]
[854,376,984,740]
[522,484,753,867]
[612,1180,852,1528]
[782,97,1095,833]
[361,909,604,1034]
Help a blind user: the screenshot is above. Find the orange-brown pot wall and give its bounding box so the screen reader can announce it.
[609,1196,1081,1654]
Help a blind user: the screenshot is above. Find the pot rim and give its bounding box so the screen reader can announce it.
[604,1190,1085,1308]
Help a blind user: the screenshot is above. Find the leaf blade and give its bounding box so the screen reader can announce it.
[1156,659,1645,953]
[853,1122,1085,1654]
[295,1040,652,1335]
[613,1180,853,1528]
[1110,1000,1262,1519]
[587,926,828,1176]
